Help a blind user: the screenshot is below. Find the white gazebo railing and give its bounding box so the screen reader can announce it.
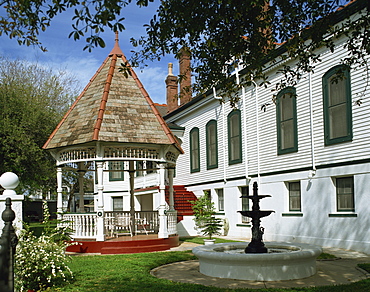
[166,210,178,235]
[62,213,97,239]
[61,210,180,239]
[104,211,160,236]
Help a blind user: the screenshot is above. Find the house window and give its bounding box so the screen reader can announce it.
[240,186,249,223]
[323,65,352,145]
[228,110,242,164]
[336,177,354,212]
[203,189,211,201]
[216,189,224,211]
[206,120,218,169]
[136,161,144,177]
[112,197,123,211]
[146,161,156,174]
[190,127,200,172]
[276,87,298,154]
[109,161,124,181]
[288,181,301,212]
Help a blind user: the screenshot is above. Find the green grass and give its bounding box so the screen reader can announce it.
[359,263,370,272]
[27,221,57,237]
[180,236,241,244]
[45,250,370,292]
[316,252,338,260]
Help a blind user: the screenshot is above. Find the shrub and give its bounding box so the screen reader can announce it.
[191,194,223,240]
[14,201,74,291]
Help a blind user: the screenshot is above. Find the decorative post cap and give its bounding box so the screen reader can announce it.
[0,172,19,196]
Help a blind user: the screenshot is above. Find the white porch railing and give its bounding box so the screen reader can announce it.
[62,213,97,239]
[61,210,177,239]
[104,211,159,236]
[166,210,177,236]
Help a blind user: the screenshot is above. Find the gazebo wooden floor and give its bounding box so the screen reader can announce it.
[66,234,179,254]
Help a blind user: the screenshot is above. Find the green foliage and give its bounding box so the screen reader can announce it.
[15,203,74,291]
[41,251,369,292]
[191,194,223,240]
[358,263,370,273]
[1,1,369,104]
[317,252,338,260]
[135,0,370,104]
[0,57,80,194]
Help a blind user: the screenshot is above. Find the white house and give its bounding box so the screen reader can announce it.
[163,0,370,254]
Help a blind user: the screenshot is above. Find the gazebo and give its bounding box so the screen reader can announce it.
[43,33,183,251]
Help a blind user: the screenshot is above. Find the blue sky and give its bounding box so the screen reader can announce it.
[0,2,177,104]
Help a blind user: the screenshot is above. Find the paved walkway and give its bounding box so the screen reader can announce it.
[152,241,370,289]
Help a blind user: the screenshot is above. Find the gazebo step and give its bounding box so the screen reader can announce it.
[101,244,169,254]
[66,235,179,254]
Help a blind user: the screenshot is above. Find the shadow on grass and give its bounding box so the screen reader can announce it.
[47,250,369,292]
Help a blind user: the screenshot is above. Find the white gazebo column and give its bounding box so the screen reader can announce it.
[56,167,63,219]
[129,161,136,234]
[168,167,175,211]
[158,163,168,238]
[77,162,86,213]
[96,161,105,241]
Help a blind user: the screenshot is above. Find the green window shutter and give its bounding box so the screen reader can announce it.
[206,120,218,169]
[276,87,298,155]
[323,65,352,145]
[228,110,242,164]
[190,127,200,173]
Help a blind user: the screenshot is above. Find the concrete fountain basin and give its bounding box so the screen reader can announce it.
[192,241,322,281]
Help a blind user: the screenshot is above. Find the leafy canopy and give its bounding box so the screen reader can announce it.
[1,0,369,103]
[0,57,80,193]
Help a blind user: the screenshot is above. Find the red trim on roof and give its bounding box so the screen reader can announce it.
[93,54,117,140]
[42,57,110,149]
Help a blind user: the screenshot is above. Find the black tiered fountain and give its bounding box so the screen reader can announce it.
[192,181,322,281]
[239,181,274,253]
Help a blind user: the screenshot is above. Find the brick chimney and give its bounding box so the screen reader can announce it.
[179,47,192,105]
[166,63,178,113]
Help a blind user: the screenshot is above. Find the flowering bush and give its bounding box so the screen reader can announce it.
[14,201,74,291]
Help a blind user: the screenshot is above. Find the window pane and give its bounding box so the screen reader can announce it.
[329,76,346,106]
[289,182,301,211]
[109,161,124,181]
[240,186,249,223]
[229,112,241,162]
[207,122,217,168]
[216,189,224,211]
[277,89,297,153]
[280,94,293,120]
[281,120,294,149]
[113,197,123,211]
[329,104,348,139]
[190,129,199,171]
[336,177,354,211]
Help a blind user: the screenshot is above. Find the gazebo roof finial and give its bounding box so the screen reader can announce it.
[109,31,123,56]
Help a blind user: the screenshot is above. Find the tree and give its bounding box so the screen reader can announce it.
[191,194,223,240]
[0,0,369,103]
[0,58,80,194]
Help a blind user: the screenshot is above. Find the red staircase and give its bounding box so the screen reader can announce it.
[165,185,197,221]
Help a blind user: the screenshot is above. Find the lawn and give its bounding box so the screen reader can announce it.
[47,250,370,292]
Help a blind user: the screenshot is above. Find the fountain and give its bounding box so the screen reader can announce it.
[192,182,322,281]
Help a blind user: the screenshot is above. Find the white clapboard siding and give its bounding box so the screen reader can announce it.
[168,32,370,186]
